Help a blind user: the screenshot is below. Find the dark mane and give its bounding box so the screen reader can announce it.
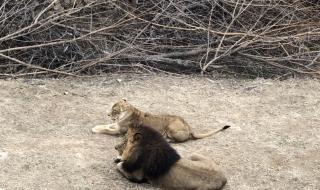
[136,125,181,179]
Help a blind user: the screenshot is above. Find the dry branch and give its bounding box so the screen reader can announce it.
[0,0,320,78]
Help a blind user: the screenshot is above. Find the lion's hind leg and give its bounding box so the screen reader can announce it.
[91,123,122,135]
[189,153,216,167]
[189,154,221,169]
[189,153,208,161]
[189,154,227,189]
[167,119,190,142]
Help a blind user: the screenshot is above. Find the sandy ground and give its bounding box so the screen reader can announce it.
[0,74,319,190]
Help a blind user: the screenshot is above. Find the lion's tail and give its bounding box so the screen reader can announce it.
[190,125,231,139]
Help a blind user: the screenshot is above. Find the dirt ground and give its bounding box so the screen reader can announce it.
[0,74,319,190]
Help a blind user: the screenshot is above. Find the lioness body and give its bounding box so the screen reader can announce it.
[92,100,230,142]
[116,124,227,190]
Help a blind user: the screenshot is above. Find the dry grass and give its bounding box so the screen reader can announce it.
[0,0,320,78]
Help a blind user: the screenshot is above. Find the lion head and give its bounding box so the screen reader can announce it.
[108,99,133,121]
[120,124,181,178]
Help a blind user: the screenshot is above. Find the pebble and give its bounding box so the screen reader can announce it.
[0,151,8,161]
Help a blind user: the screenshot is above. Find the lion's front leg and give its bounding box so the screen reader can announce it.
[91,123,121,135]
[115,136,128,156]
[116,162,146,183]
[114,155,122,164]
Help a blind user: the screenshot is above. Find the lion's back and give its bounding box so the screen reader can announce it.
[152,159,227,190]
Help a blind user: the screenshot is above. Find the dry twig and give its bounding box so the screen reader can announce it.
[0,0,319,78]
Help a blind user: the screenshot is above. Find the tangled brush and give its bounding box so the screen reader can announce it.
[1,0,320,78]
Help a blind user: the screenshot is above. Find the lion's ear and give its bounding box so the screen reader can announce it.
[121,98,127,102]
[133,133,142,142]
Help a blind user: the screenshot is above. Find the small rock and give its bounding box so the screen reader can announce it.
[0,151,8,161]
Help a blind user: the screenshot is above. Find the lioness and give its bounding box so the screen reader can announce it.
[92,99,230,142]
[115,124,227,190]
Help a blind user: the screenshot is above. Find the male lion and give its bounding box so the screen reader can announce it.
[92,99,230,142]
[115,124,227,190]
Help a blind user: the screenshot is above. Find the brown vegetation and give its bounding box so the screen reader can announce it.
[1,0,320,78]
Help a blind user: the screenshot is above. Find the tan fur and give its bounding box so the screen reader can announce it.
[116,125,227,190]
[153,159,227,190]
[92,99,230,143]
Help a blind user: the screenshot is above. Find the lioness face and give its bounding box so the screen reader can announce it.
[121,128,141,161]
[108,99,130,121]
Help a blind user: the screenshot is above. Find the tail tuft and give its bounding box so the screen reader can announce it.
[190,125,231,140]
[222,125,231,130]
